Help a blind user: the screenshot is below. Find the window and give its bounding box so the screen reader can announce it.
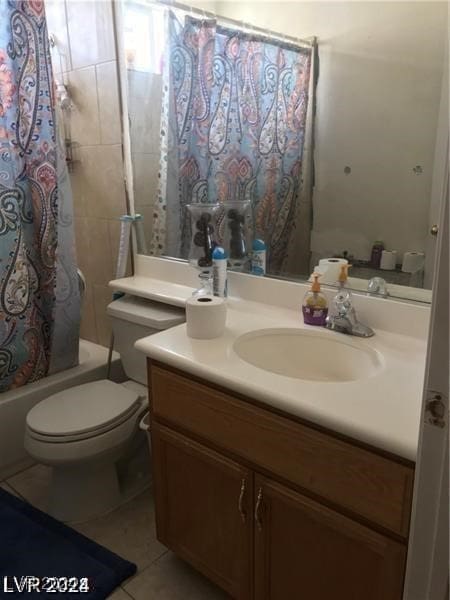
[123,2,165,73]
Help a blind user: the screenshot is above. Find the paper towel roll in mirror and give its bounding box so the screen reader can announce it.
[380,250,397,271]
[313,258,349,284]
[402,252,425,273]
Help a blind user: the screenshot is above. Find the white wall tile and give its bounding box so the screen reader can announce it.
[79,282,97,344]
[66,0,116,69]
[67,66,101,146]
[96,61,122,145]
[45,0,72,74]
[93,285,114,347]
[77,145,127,219]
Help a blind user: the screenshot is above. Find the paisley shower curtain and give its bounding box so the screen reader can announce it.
[0,0,80,392]
[152,11,316,274]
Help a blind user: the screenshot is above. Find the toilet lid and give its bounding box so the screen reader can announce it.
[26,380,141,437]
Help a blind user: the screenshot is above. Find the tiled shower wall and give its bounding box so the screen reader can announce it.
[45,0,129,347]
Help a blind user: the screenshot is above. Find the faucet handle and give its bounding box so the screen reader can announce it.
[334,289,353,315]
[326,285,375,337]
[367,277,388,298]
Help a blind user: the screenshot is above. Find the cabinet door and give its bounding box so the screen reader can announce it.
[152,423,253,599]
[254,475,406,600]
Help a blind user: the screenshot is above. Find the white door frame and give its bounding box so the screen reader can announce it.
[403,171,449,600]
[425,57,448,289]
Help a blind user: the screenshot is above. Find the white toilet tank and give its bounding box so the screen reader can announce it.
[106,295,185,385]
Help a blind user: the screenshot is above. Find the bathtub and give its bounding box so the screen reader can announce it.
[0,339,124,479]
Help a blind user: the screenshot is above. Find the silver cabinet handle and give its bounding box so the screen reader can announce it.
[430,224,439,236]
[238,478,247,523]
[255,487,263,531]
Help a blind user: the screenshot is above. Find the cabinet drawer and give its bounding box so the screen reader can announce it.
[150,364,414,537]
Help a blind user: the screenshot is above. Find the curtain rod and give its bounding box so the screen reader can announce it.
[145,0,316,50]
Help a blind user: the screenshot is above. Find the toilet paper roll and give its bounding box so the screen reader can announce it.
[402,251,425,273]
[317,258,348,284]
[380,250,397,271]
[186,295,227,339]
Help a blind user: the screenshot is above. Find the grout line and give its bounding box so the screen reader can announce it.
[94,62,104,146]
[121,550,169,589]
[152,549,170,565]
[1,461,36,483]
[77,216,123,223]
[62,0,73,73]
[2,482,25,500]
[64,58,117,76]
[118,587,134,599]
[72,143,122,149]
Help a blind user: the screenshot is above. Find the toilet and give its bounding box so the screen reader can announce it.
[24,295,185,523]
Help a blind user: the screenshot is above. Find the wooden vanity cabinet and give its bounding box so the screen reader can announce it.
[151,424,253,599]
[253,475,406,600]
[148,361,414,600]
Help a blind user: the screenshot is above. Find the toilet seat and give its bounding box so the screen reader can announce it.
[24,403,145,465]
[27,403,142,443]
[26,380,142,443]
[24,380,148,466]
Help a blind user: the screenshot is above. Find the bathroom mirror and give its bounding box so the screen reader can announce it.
[116,0,447,303]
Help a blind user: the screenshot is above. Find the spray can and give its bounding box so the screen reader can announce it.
[212,246,228,297]
[251,239,266,276]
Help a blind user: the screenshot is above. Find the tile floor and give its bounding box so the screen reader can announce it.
[1,464,229,599]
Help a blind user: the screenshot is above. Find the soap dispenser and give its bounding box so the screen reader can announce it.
[302,273,328,326]
[336,264,351,291]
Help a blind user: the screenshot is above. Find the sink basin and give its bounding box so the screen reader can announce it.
[233,328,383,382]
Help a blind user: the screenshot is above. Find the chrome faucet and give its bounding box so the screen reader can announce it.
[367,277,388,298]
[325,289,374,337]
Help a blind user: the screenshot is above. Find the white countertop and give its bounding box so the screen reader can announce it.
[135,297,427,462]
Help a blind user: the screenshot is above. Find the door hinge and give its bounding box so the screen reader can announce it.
[425,390,448,428]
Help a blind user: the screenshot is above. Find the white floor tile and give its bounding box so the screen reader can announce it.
[0,482,21,498]
[6,464,51,511]
[75,486,167,573]
[107,587,134,599]
[0,459,35,482]
[123,552,230,600]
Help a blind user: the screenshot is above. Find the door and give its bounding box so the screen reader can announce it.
[403,172,449,599]
[424,48,448,288]
[254,475,406,600]
[151,423,253,599]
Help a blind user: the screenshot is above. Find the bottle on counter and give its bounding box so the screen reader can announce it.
[370,241,384,268]
[212,246,228,298]
[302,273,328,326]
[251,239,266,276]
[336,263,351,290]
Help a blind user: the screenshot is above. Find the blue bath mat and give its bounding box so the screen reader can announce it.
[0,487,136,598]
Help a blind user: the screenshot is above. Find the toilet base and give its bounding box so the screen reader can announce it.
[50,459,121,523]
[46,435,151,523]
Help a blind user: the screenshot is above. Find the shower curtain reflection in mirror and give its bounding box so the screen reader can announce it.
[151,9,317,276]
